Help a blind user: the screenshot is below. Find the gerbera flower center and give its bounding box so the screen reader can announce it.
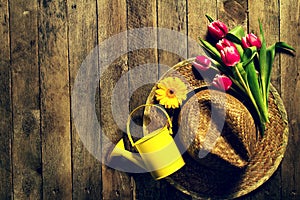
[166,88,176,98]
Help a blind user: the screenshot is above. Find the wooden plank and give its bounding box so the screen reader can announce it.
[97,0,133,199]
[248,0,282,199]
[67,0,102,199]
[188,0,217,57]
[280,0,300,199]
[126,0,159,199]
[0,0,12,199]
[157,0,187,75]
[10,0,42,199]
[217,0,247,30]
[127,0,158,120]
[38,1,72,199]
[156,0,191,199]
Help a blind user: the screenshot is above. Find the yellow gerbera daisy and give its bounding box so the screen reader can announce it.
[155,77,188,109]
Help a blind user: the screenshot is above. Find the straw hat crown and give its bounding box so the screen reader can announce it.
[178,89,257,172]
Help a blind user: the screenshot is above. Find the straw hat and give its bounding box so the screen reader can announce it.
[143,58,288,199]
[178,89,257,172]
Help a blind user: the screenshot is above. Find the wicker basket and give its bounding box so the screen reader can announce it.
[143,59,289,199]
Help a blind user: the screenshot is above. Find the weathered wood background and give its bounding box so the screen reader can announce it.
[0,0,299,199]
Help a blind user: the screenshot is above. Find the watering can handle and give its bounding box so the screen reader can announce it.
[126,104,172,147]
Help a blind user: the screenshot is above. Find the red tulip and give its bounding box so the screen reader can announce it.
[192,55,211,71]
[241,33,262,49]
[212,74,232,91]
[208,20,228,40]
[216,39,240,66]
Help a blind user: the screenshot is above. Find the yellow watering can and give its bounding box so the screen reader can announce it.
[109,104,185,180]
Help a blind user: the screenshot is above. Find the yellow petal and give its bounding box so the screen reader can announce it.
[155,88,166,96]
[155,95,164,101]
[173,98,179,108]
[176,94,187,102]
[159,98,167,105]
[157,83,167,90]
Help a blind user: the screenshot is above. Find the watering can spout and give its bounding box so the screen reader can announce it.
[109,139,146,170]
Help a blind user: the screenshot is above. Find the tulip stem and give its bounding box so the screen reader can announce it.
[230,79,247,94]
[234,65,248,92]
[234,65,266,135]
[210,65,220,72]
[234,65,259,115]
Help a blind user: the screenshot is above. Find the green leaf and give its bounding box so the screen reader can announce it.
[264,44,276,105]
[234,42,244,60]
[258,20,268,108]
[205,14,214,23]
[244,61,269,124]
[242,46,258,66]
[227,26,246,41]
[264,41,295,104]
[199,38,222,61]
[260,122,266,137]
[239,43,269,136]
[275,42,296,52]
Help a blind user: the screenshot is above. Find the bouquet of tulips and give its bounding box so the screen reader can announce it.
[195,15,295,135]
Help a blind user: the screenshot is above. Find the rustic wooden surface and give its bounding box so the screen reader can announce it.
[0,0,299,199]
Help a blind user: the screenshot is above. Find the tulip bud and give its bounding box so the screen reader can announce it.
[216,39,240,66]
[241,33,262,49]
[192,55,211,71]
[212,74,232,91]
[208,20,228,40]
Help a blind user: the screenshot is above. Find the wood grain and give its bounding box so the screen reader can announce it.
[97,0,132,199]
[38,0,72,199]
[10,0,42,199]
[126,0,159,199]
[68,0,102,199]
[0,0,12,199]
[217,0,247,30]
[188,0,216,57]
[280,0,300,199]
[157,0,187,75]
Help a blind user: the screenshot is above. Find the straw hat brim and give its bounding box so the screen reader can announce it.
[143,58,289,199]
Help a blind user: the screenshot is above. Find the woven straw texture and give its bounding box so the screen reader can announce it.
[143,59,289,199]
[178,90,256,171]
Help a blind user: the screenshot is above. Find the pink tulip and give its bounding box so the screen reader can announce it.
[216,39,240,66]
[192,55,211,71]
[241,33,262,49]
[212,74,232,91]
[208,20,228,40]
